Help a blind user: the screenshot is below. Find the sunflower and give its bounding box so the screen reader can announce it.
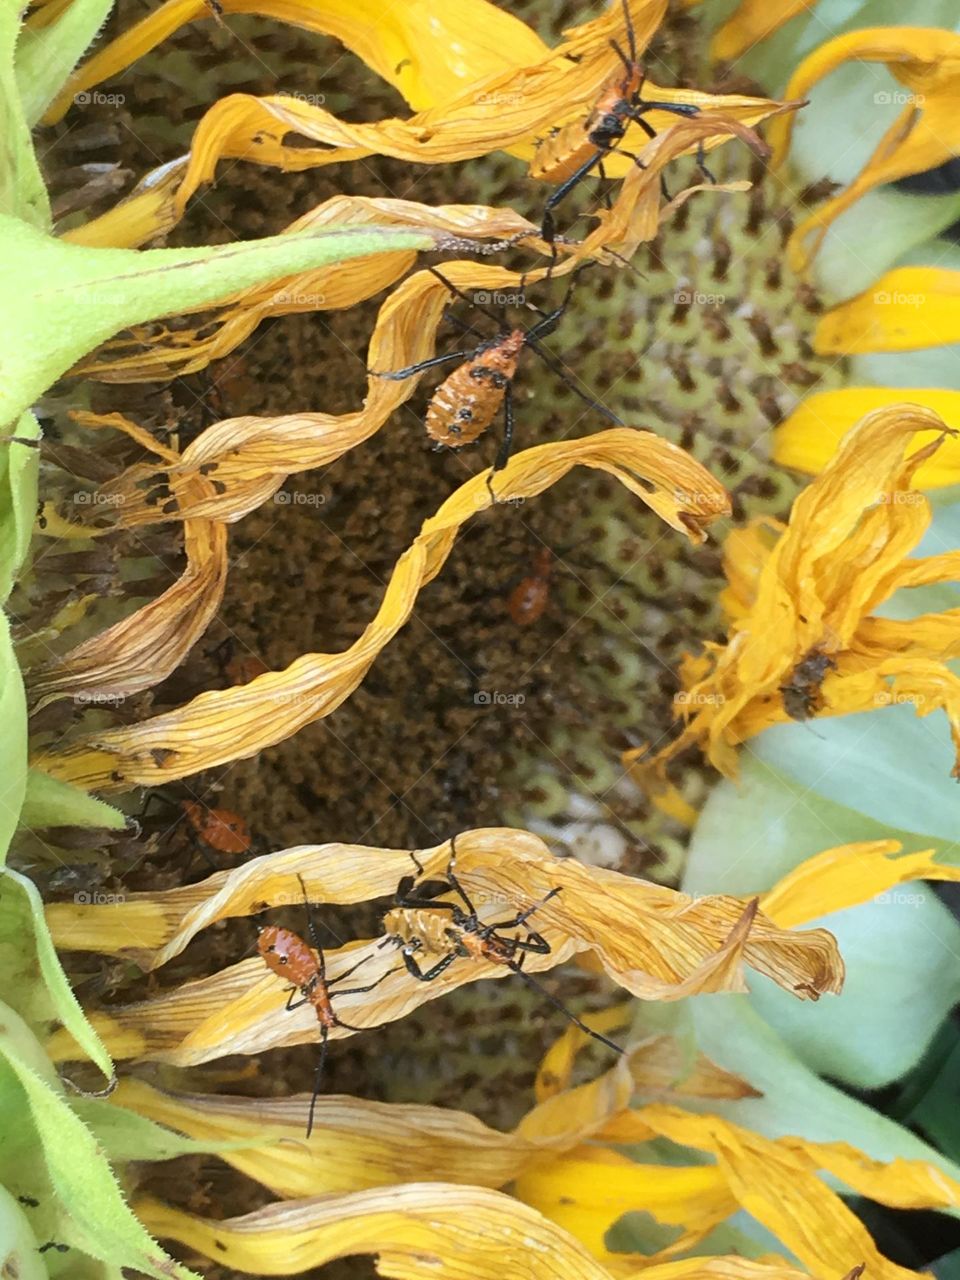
[3,1,960,1278]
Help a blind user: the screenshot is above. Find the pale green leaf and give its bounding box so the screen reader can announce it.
[19,771,127,834]
[14,0,113,126]
[0,867,112,1080]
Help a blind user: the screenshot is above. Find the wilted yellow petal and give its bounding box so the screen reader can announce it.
[515,1147,734,1262]
[535,1024,759,1106]
[813,268,960,355]
[711,0,818,61]
[760,840,960,928]
[767,28,960,268]
[45,828,841,1065]
[77,203,539,380]
[774,388,960,483]
[603,1107,930,1280]
[34,428,729,790]
[136,1183,621,1278]
[633,404,960,779]
[113,1071,627,1199]
[45,0,551,125]
[639,1260,809,1280]
[30,485,227,700]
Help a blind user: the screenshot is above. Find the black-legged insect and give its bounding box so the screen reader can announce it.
[372,267,621,499]
[529,0,709,250]
[259,874,397,1137]
[780,648,836,721]
[382,837,624,1056]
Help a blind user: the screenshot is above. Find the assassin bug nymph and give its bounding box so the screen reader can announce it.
[372,266,622,500]
[258,875,397,1136]
[382,838,625,1056]
[530,0,709,251]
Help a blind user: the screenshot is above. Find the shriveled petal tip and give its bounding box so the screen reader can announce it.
[599,1107,956,1280]
[710,0,817,61]
[759,840,960,928]
[813,268,960,355]
[774,388,960,485]
[639,402,960,778]
[45,829,841,1066]
[136,1182,620,1278]
[767,27,960,267]
[34,429,728,790]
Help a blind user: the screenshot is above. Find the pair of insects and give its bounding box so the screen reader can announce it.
[371,0,708,495]
[258,840,623,1136]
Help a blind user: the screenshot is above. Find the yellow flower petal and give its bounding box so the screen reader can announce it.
[34,428,729,790]
[760,840,960,928]
[767,28,960,269]
[45,0,552,124]
[710,0,818,62]
[535,1024,759,1106]
[45,828,841,1065]
[135,1183,622,1278]
[603,1107,942,1280]
[113,1070,626,1199]
[515,1147,735,1262]
[813,268,960,355]
[49,0,784,250]
[29,414,228,700]
[632,404,960,779]
[774,388,960,483]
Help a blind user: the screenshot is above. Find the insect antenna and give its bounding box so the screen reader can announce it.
[523,336,623,425]
[622,0,637,65]
[506,960,626,1055]
[428,267,508,333]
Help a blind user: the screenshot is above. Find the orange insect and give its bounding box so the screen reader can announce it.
[373,268,620,495]
[259,875,395,1136]
[508,547,556,626]
[181,800,252,856]
[530,0,705,250]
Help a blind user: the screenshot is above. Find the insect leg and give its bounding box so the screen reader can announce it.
[296,874,327,983]
[305,1024,328,1138]
[370,349,473,381]
[488,380,516,492]
[487,886,561,933]
[523,336,623,426]
[444,836,479,916]
[285,986,311,1011]
[326,950,379,988]
[401,949,458,982]
[540,147,608,246]
[507,961,625,1054]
